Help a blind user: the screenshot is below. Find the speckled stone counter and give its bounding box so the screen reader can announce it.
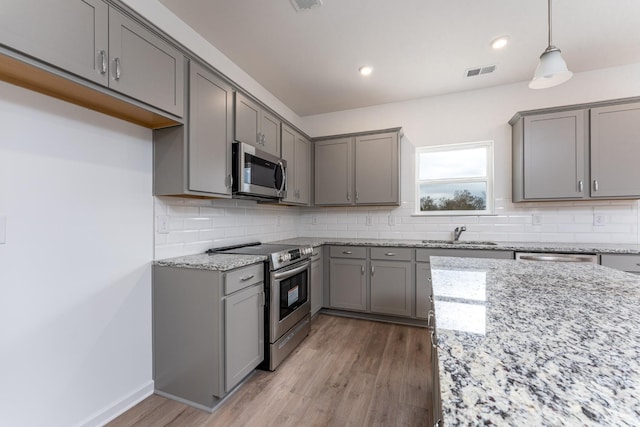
[153,253,265,271]
[273,237,640,254]
[430,256,640,426]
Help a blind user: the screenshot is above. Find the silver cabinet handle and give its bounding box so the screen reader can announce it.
[430,330,437,349]
[578,180,583,193]
[311,252,319,257]
[346,191,351,202]
[114,57,121,80]
[593,180,599,192]
[371,265,375,276]
[99,50,107,74]
[240,274,255,281]
[384,252,396,256]
[429,294,433,303]
[361,265,365,275]
[355,191,359,202]
[342,251,353,254]
[260,291,265,307]
[226,173,233,188]
[428,277,432,282]
[427,310,435,328]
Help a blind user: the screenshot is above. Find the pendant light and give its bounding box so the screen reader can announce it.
[529,0,572,89]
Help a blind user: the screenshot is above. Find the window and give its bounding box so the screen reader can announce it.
[416,141,493,215]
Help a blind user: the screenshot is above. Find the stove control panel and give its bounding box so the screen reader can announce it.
[271,245,313,269]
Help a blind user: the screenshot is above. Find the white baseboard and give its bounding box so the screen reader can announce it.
[75,380,154,427]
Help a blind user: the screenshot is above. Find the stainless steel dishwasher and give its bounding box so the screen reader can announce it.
[515,252,598,263]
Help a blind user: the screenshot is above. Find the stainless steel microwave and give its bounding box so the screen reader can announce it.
[232,142,286,201]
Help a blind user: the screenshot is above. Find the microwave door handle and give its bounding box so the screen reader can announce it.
[277,160,286,196]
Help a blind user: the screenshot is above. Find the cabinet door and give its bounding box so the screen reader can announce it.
[590,102,640,198]
[329,259,367,311]
[310,251,324,315]
[281,125,297,204]
[415,262,433,319]
[355,132,400,205]
[224,284,264,392]
[370,261,412,317]
[188,62,233,196]
[0,0,109,86]
[108,8,185,117]
[315,138,353,205]
[295,135,311,205]
[260,110,281,157]
[234,93,260,147]
[522,110,587,199]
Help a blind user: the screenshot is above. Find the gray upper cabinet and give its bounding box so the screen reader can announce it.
[355,132,400,204]
[154,61,233,198]
[512,99,640,202]
[234,93,281,156]
[281,124,311,205]
[315,129,401,206]
[0,0,184,118]
[590,102,640,198]
[0,0,109,86]
[108,7,184,117]
[315,138,353,205]
[513,110,588,201]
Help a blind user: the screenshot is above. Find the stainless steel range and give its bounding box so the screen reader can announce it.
[211,242,313,370]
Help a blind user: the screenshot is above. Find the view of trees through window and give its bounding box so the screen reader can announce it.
[416,141,493,214]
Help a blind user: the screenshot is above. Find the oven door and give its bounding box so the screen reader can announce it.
[270,260,310,342]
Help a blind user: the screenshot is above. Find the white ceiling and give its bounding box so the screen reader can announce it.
[158,0,640,117]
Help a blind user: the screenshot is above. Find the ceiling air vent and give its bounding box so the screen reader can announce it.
[465,65,496,78]
[290,0,323,12]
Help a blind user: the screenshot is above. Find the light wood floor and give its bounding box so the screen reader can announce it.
[107,314,433,427]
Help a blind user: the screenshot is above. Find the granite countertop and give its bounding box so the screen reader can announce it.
[274,237,640,254]
[430,256,640,426]
[153,253,266,272]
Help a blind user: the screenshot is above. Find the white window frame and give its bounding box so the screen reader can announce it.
[415,141,494,216]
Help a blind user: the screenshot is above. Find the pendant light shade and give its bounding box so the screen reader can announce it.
[529,0,572,89]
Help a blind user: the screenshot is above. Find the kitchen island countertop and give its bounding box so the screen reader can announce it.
[430,256,640,426]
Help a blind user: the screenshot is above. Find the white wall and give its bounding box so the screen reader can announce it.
[299,63,640,244]
[0,82,154,427]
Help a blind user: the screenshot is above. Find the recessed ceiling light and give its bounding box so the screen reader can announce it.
[359,66,373,76]
[491,36,510,50]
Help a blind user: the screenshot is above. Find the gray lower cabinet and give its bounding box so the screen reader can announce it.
[153,263,264,410]
[224,283,264,392]
[329,258,367,311]
[415,262,433,320]
[281,124,311,205]
[590,102,640,198]
[310,249,324,315]
[600,254,640,275]
[370,260,412,317]
[0,0,185,118]
[154,61,233,197]
[314,128,401,206]
[234,92,281,156]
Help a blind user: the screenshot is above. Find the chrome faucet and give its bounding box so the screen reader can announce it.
[453,226,466,242]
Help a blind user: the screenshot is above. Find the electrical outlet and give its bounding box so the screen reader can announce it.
[594,214,605,226]
[366,216,373,226]
[0,215,6,244]
[157,215,170,234]
[532,214,542,225]
[388,215,396,226]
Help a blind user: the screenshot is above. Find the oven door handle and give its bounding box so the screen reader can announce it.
[273,262,309,280]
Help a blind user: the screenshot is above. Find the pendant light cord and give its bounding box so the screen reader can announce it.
[548,0,553,47]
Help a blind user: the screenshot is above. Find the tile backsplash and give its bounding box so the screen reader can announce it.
[155,197,640,259]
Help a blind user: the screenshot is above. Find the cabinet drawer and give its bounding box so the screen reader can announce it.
[225,263,264,295]
[600,254,640,273]
[330,246,367,259]
[370,247,413,261]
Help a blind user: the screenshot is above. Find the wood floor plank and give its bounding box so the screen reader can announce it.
[107,314,432,427]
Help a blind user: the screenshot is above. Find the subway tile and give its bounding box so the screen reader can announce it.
[167,230,200,244]
[184,218,213,230]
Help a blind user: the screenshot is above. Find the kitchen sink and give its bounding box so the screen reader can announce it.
[422,240,498,246]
